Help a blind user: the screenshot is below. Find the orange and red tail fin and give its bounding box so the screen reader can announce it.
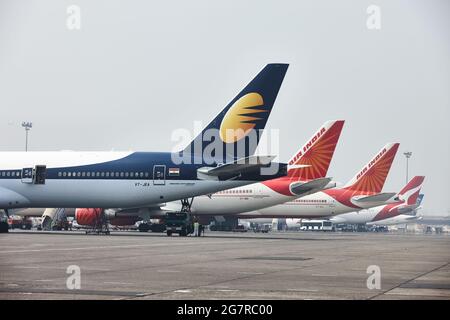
[343,143,400,194]
[287,120,344,181]
[398,176,425,205]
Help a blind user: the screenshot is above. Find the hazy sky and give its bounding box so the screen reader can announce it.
[0,0,449,214]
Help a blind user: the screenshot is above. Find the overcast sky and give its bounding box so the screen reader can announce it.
[0,0,449,215]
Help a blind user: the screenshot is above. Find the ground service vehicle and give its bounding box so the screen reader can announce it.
[165,212,194,236]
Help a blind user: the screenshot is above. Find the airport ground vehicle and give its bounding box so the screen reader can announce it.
[137,221,166,232]
[300,220,333,231]
[253,224,271,233]
[51,219,71,231]
[232,225,248,232]
[8,216,32,230]
[165,212,194,236]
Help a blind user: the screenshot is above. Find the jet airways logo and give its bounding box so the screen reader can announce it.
[219,92,266,143]
[289,127,326,165]
[356,147,387,180]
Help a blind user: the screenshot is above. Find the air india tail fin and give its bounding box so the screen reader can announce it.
[343,143,400,194]
[398,176,425,205]
[287,120,344,181]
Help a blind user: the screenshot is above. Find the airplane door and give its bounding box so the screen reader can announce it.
[21,168,33,183]
[21,165,46,184]
[153,165,166,185]
[34,165,46,184]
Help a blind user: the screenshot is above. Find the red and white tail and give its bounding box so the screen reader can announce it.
[398,176,425,205]
[343,142,400,194]
[287,120,344,181]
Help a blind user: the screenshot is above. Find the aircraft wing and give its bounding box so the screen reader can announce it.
[197,155,293,181]
[289,177,334,196]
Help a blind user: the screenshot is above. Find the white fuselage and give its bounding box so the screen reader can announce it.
[366,214,418,226]
[330,208,381,224]
[0,151,263,209]
[233,191,361,219]
[164,182,296,215]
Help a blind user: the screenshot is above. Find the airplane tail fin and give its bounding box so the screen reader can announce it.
[287,120,345,181]
[181,64,289,163]
[398,176,425,205]
[343,143,400,194]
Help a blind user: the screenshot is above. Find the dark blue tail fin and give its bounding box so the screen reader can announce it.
[181,64,289,164]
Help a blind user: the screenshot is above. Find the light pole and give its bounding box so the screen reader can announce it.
[22,122,32,152]
[403,151,412,184]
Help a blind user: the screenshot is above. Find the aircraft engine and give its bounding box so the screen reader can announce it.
[75,208,139,227]
[75,208,104,226]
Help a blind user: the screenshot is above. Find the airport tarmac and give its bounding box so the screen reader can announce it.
[0,230,449,300]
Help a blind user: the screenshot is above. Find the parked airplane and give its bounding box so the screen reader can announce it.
[374,212,450,228]
[331,176,425,224]
[163,119,344,216]
[367,195,450,228]
[0,64,290,232]
[233,142,400,220]
[37,119,343,232]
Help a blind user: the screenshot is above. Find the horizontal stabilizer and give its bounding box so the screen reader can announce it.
[197,155,279,181]
[396,204,419,214]
[352,192,397,204]
[287,164,312,171]
[289,177,334,196]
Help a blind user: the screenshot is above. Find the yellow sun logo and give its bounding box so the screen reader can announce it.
[219,92,265,143]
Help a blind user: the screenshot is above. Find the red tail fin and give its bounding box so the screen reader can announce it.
[288,120,344,181]
[343,143,400,194]
[398,176,425,205]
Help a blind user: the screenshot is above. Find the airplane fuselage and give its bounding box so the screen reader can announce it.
[231,189,390,219]
[0,151,285,209]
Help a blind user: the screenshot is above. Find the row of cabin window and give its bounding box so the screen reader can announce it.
[294,199,327,203]
[0,171,21,177]
[57,171,149,178]
[217,189,253,194]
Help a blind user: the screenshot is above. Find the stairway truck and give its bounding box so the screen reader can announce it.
[165,212,194,236]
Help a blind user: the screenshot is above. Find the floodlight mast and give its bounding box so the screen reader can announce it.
[22,122,32,152]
